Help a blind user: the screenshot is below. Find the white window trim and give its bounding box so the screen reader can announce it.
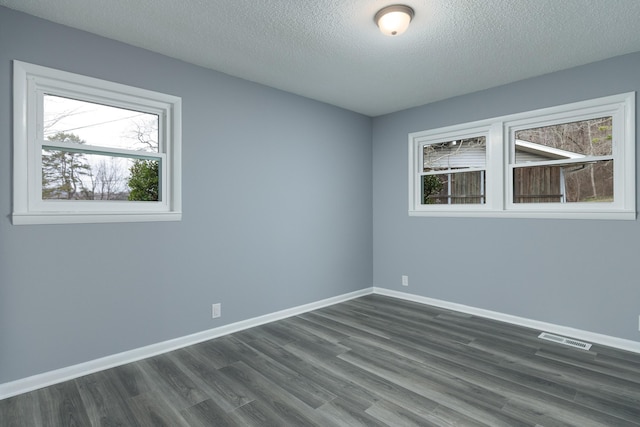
[13,60,182,225]
[409,93,636,220]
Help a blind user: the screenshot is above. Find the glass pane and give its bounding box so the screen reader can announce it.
[422,171,485,205]
[513,160,613,203]
[42,149,160,201]
[43,94,159,152]
[423,136,485,172]
[514,117,612,163]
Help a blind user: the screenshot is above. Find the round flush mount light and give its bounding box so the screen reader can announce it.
[374,4,415,36]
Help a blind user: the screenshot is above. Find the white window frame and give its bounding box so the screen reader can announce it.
[409,124,499,213]
[13,60,182,225]
[409,93,635,220]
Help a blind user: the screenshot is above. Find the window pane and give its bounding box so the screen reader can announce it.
[42,149,160,201]
[513,160,613,203]
[423,136,486,172]
[43,95,159,152]
[514,117,612,163]
[422,171,485,205]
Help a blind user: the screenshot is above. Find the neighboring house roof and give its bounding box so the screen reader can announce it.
[515,139,585,160]
[424,139,585,170]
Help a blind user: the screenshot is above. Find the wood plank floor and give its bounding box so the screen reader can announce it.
[2,294,640,426]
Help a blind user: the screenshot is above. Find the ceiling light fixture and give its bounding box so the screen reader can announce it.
[374,5,415,36]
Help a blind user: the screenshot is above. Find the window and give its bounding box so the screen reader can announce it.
[511,117,613,204]
[13,61,182,224]
[409,93,635,219]
[422,136,487,205]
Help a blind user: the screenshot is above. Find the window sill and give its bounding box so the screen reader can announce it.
[408,210,636,220]
[12,211,182,225]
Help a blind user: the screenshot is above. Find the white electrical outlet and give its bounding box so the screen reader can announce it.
[212,303,221,319]
[402,275,409,286]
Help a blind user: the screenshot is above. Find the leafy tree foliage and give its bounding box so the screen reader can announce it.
[128,159,159,201]
[422,175,444,204]
[42,132,91,199]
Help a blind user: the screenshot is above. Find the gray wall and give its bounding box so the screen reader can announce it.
[0,7,373,383]
[373,52,640,343]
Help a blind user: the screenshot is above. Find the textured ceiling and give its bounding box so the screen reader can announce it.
[2,0,640,116]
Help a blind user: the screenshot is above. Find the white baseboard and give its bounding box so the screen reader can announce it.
[373,287,640,354]
[0,288,371,400]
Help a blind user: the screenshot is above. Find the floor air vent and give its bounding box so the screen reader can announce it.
[538,332,592,351]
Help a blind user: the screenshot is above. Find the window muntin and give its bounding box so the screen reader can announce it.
[408,93,635,219]
[13,60,181,224]
[421,137,486,205]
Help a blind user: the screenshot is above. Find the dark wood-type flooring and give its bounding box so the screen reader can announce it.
[2,294,640,426]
